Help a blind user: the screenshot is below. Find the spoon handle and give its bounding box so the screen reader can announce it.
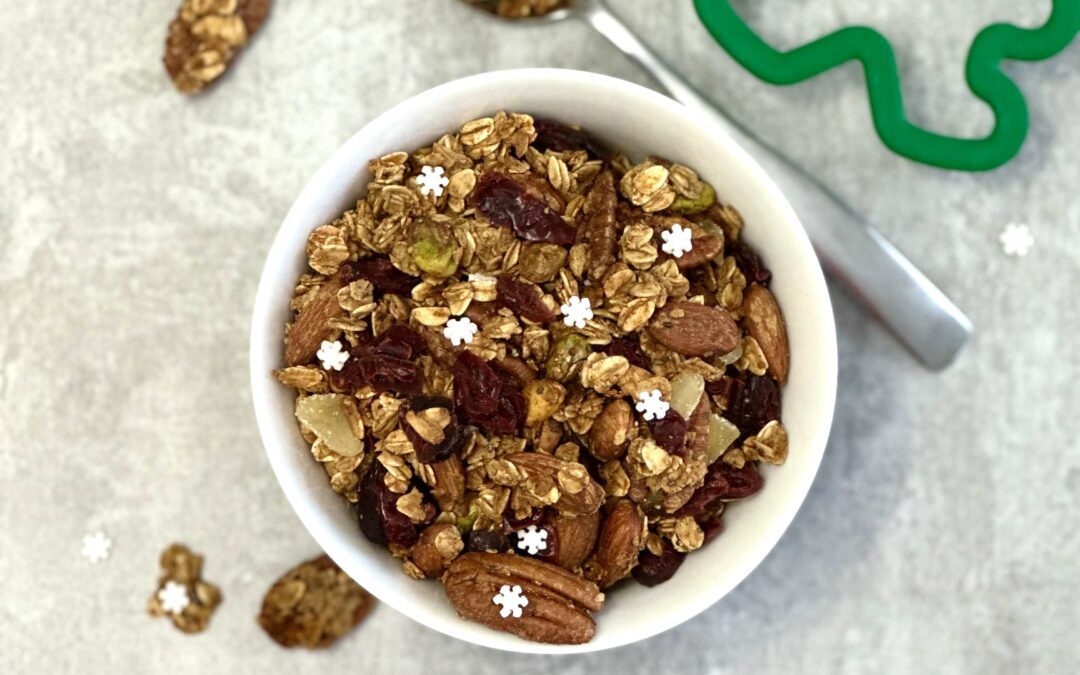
[581,2,972,369]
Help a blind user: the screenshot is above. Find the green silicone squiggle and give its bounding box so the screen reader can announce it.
[693,0,1080,171]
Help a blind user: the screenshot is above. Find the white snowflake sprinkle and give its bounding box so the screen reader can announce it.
[316,340,349,371]
[636,389,669,421]
[157,581,190,615]
[492,584,529,618]
[515,525,549,555]
[560,295,593,329]
[81,531,111,563]
[417,165,449,198]
[999,223,1034,257]
[443,317,479,346]
[660,222,694,258]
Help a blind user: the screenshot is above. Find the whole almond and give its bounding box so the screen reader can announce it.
[588,399,634,461]
[443,552,604,645]
[548,511,601,570]
[429,455,467,513]
[505,452,604,517]
[285,278,345,366]
[647,301,739,357]
[742,284,789,383]
[675,234,723,270]
[583,500,647,589]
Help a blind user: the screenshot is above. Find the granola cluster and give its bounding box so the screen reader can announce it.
[274,113,790,644]
[466,0,572,18]
[163,0,270,94]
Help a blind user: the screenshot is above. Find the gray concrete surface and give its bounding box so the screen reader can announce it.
[1,0,1078,672]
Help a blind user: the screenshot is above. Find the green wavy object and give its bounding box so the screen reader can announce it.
[694,0,1080,171]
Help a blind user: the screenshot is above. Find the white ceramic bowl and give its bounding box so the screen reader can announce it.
[250,69,837,654]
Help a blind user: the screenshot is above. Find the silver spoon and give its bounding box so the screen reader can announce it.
[465,0,973,370]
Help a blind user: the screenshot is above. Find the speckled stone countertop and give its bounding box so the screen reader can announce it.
[1,1,1077,672]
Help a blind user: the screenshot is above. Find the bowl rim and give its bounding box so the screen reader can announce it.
[250,67,837,654]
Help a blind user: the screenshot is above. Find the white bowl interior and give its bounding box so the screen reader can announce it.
[250,69,837,654]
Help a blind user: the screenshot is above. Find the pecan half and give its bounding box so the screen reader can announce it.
[583,170,617,279]
[647,300,739,357]
[442,552,604,644]
[742,284,790,383]
[285,277,345,366]
[584,500,647,588]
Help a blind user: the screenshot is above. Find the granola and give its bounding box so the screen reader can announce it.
[466,0,572,19]
[274,114,790,645]
[147,543,222,634]
[163,0,270,94]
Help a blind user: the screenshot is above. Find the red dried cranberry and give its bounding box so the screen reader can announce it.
[453,351,501,416]
[677,462,763,518]
[399,396,472,465]
[632,540,685,587]
[354,465,420,548]
[607,336,650,370]
[466,530,510,554]
[472,172,576,245]
[504,508,545,532]
[649,411,687,457]
[700,511,725,544]
[340,257,418,296]
[483,380,525,435]
[728,240,772,286]
[371,324,426,360]
[533,119,609,158]
[721,374,781,438]
[357,355,423,395]
[496,275,557,323]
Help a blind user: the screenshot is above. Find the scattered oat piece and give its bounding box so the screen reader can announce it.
[660,223,694,258]
[515,525,549,555]
[492,584,529,618]
[147,543,222,634]
[258,554,376,649]
[444,317,479,346]
[560,296,593,329]
[999,222,1034,257]
[163,0,271,94]
[417,166,450,198]
[635,389,669,421]
[81,531,111,563]
[316,340,349,371]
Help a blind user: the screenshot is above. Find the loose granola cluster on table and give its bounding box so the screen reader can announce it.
[274,112,791,645]
[466,0,571,18]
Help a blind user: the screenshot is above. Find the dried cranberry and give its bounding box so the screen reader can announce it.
[649,411,687,456]
[533,119,609,158]
[340,257,418,296]
[700,511,725,544]
[467,530,510,554]
[472,172,576,245]
[453,351,501,416]
[483,381,525,435]
[677,462,763,518]
[357,355,423,395]
[722,374,781,438]
[728,240,772,286]
[496,275,557,323]
[504,508,545,532]
[607,336,650,370]
[371,324,426,360]
[354,465,421,548]
[632,541,685,587]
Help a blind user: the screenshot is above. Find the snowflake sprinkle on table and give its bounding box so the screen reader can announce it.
[636,389,669,421]
[493,584,528,618]
[443,317,479,346]
[560,296,593,329]
[316,340,349,371]
[515,525,548,555]
[999,223,1034,257]
[157,580,191,615]
[417,165,449,198]
[660,222,694,258]
[81,531,111,563]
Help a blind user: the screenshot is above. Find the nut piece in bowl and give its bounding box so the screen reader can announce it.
[271,112,792,645]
